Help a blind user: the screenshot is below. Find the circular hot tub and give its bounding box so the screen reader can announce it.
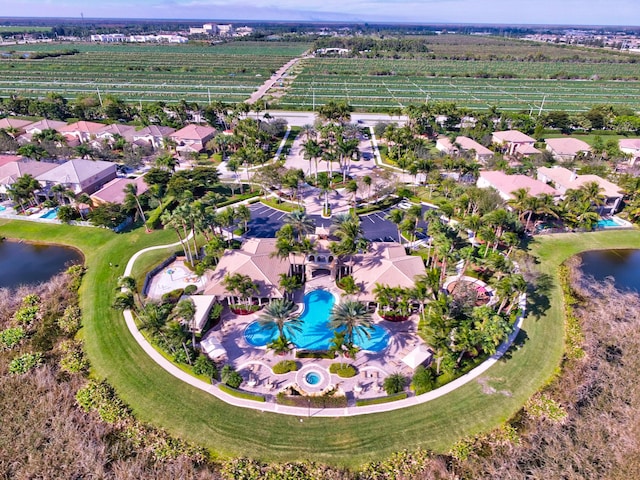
[296,366,330,394]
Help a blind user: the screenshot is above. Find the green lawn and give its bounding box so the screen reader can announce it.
[2,219,640,468]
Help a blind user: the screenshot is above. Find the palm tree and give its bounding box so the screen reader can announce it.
[329,299,373,349]
[123,183,146,226]
[173,298,197,348]
[387,208,405,243]
[117,275,140,307]
[258,299,302,344]
[278,273,302,301]
[222,273,258,308]
[155,152,178,172]
[235,204,251,234]
[302,138,322,180]
[284,209,315,242]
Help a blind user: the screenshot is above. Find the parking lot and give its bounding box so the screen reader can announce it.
[247,201,435,242]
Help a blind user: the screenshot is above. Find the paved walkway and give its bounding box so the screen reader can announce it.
[122,235,527,417]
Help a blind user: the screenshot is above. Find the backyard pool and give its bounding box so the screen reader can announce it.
[596,217,621,229]
[39,207,59,219]
[244,289,389,352]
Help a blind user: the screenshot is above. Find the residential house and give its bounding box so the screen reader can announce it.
[90,175,148,205]
[619,139,640,165]
[0,118,34,136]
[24,119,67,135]
[0,160,58,199]
[169,124,216,154]
[94,123,137,148]
[132,125,176,150]
[477,170,558,201]
[36,159,117,196]
[437,135,494,163]
[204,238,292,303]
[492,130,540,156]
[58,121,105,144]
[545,137,591,162]
[537,166,623,214]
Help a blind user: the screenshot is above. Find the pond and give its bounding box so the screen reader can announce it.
[0,240,83,289]
[579,249,640,292]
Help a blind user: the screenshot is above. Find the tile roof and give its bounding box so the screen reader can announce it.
[59,121,105,134]
[545,137,591,156]
[133,125,176,137]
[514,143,541,156]
[204,238,289,298]
[454,136,493,156]
[0,155,23,167]
[24,119,67,133]
[0,160,58,186]
[619,139,640,151]
[90,175,148,204]
[0,118,34,131]
[537,166,622,198]
[36,159,116,185]
[479,170,558,198]
[170,124,216,142]
[492,130,536,144]
[96,123,136,140]
[351,242,426,302]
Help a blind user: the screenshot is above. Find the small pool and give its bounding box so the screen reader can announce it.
[39,207,58,219]
[597,218,620,229]
[305,372,321,385]
[244,289,389,352]
[0,205,6,212]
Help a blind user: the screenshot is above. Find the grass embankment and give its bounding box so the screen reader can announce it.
[2,219,640,468]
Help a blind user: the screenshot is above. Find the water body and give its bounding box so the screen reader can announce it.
[0,240,83,289]
[579,249,640,292]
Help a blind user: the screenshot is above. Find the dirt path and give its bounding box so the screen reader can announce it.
[245,55,307,104]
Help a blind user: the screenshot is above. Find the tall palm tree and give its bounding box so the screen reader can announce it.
[284,209,315,242]
[302,138,322,180]
[173,298,197,348]
[123,183,146,225]
[387,208,405,243]
[329,299,373,349]
[258,299,302,343]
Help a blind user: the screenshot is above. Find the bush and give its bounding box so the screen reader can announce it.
[276,393,348,408]
[296,350,335,359]
[329,362,357,378]
[14,305,39,325]
[412,365,436,395]
[75,380,131,424]
[383,372,408,394]
[193,354,217,379]
[145,195,176,230]
[59,340,89,374]
[8,352,44,375]
[220,364,243,388]
[65,264,86,291]
[57,304,82,335]
[218,384,266,402]
[272,360,299,374]
[355,392,408,406]
[184,284,198,295]
[0,327,25,350]
[161,288,184,305]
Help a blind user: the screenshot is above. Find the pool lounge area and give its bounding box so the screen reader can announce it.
[596,216,632,229]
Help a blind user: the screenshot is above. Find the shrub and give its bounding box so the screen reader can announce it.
[329,362,357,378]
[76,379,131,424]
[161,288,184,305]
[184,284,198,295]
[525,393,568,423]
[218,384,266,402]
[57,304,82,335]
[22,293,40,306]
[272,359,298,374]
[220,364,243,388]
[276,393,348,408]
[296,350,335,359]
[59,340,89,374]
[0,326,25,350]
[14,305,39,325]
[9,352,44,375]
[65,264,86,291]
[355,392,408,406]
[411,365,436,395]
[193,354,217,379]
[111,292,134,310]
[383,372,408,394]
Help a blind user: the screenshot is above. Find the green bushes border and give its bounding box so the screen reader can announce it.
[356,392,408,406]
[218,384,266,402]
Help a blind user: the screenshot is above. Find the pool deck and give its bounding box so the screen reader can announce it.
[146,259,207,299]
[206,304,422,402]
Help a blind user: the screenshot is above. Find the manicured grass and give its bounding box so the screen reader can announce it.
[2,218,640,468]
[260,197,299,212]
[355,392,408,406]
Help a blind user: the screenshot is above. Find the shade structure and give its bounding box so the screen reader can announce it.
[401,344,433,369]
[200,334,227,359]
[189,294,217,333]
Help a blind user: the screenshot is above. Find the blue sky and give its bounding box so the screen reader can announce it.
[8,0,640,25]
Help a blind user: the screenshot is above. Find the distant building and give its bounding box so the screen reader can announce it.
[492,130,540,157]
[90,175,148,205]
[315,47,350,56]
[436,136,493,163]
[36,159,117,196]
[619,139,640,165]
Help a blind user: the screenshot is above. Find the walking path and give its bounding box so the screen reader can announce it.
[245,56,307,104]
[122,235,527,417]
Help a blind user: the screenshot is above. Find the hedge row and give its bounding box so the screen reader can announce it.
[356,392,408,406]
[218,384,266,402]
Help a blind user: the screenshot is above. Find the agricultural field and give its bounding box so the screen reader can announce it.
[272,35,640,112]
[0,41,311,104]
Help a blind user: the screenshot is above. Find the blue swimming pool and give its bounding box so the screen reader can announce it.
[39,207,59,219]
[597,218,620,229]
[244,289,389,352]
[0,205,6,212]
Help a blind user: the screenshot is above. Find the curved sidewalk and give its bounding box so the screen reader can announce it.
[123,238,526,417]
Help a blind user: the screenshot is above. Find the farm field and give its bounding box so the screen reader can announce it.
[0,41,311,104]
[277,70,640,112]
